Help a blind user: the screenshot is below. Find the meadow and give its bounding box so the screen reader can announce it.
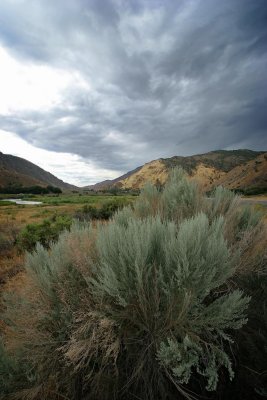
[0,193,135,285]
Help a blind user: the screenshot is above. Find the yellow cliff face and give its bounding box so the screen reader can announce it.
[118,159,169,189]
[88,150,265,192]
[189,164,226,191]
[216,152,267,189]
[118,161,226,191]
[113,152,267,192]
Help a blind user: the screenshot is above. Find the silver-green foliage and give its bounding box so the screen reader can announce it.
[132,168,203,222]
[92,212,250,391]
[2,168,260,400]
[161,168,202,220]
[1,221,94,400]
[158,336,234,391]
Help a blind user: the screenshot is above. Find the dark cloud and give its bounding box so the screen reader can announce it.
[0,0,266,176]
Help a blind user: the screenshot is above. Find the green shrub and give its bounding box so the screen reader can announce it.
[16,215,72,252]
[1,168,266,400]
[231,187,267,196]
[0,185,62,195]
[243,186,267,196]
[75,199,129,221]
[0,201,16,206]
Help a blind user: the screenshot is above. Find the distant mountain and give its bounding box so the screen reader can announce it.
[83,165,143,190]
[88,150,266,192]
[0,152,76,190]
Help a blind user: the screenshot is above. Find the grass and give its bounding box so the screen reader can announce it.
[0,201,16,206]
[0,194,135,223]
[0,193,135,290]
[22,193,135,205]
[253,204,267,221]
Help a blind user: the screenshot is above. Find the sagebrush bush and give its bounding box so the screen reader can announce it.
[0,168,266,400]
[0,221,19,256]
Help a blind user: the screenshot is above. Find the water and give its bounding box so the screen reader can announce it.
[2,199,43,205]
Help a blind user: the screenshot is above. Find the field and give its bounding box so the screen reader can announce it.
[0,194,135,222]
[1,192,266,289]
[0,193,135,288]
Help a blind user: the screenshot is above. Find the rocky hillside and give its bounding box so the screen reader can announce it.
[89,150,266,192]
[0,152,76,190]
[216,152,267,191]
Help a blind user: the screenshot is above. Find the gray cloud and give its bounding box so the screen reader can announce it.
[0,0,266,179]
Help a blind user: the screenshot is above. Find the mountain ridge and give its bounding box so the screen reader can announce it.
[1,149,266,193]
[0,152,76,190]
[88,149,267,192]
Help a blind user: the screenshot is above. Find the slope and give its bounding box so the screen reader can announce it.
[88,149,265,191]
[216,152,267,192]
[0,152,76,190]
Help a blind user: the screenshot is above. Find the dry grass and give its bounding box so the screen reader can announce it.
[0,203,82,226]
[0,202,96,292]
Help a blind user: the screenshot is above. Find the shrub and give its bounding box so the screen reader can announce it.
[1,222,94,399]
[0,168,266,400]
[46,185,62,194]
[231,187,267,196]
[243,186,267,196]
[75,199,129,221]
[16,215,72,252]
[91,213,249,398]
[0,220,19,256]
[0,185,62,195]
[0,201,16,206]
[225,270,267,399]
[133,168,204,221]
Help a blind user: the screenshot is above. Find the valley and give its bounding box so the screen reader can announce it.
[1,148,267,291]
[0,149,266,400]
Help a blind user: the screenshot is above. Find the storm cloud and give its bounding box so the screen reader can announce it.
[0,0,266,182]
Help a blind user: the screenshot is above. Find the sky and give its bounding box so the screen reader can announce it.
[0,0,266,186]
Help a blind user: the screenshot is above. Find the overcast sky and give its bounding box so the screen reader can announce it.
[0,0,266,186]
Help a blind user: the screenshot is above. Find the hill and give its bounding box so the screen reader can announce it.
[84,165,143,190]
[88,150,266,192]
[216,152,267,193]
[0,152,76,191]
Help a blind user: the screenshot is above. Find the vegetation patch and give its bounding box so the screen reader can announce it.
[0,201,16,206]
[16,215,72,252]
[161,150,264,174]
[234,186,267,196]
[0,185,62,195]
[0,169,266,400]
[75,198,131,221]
